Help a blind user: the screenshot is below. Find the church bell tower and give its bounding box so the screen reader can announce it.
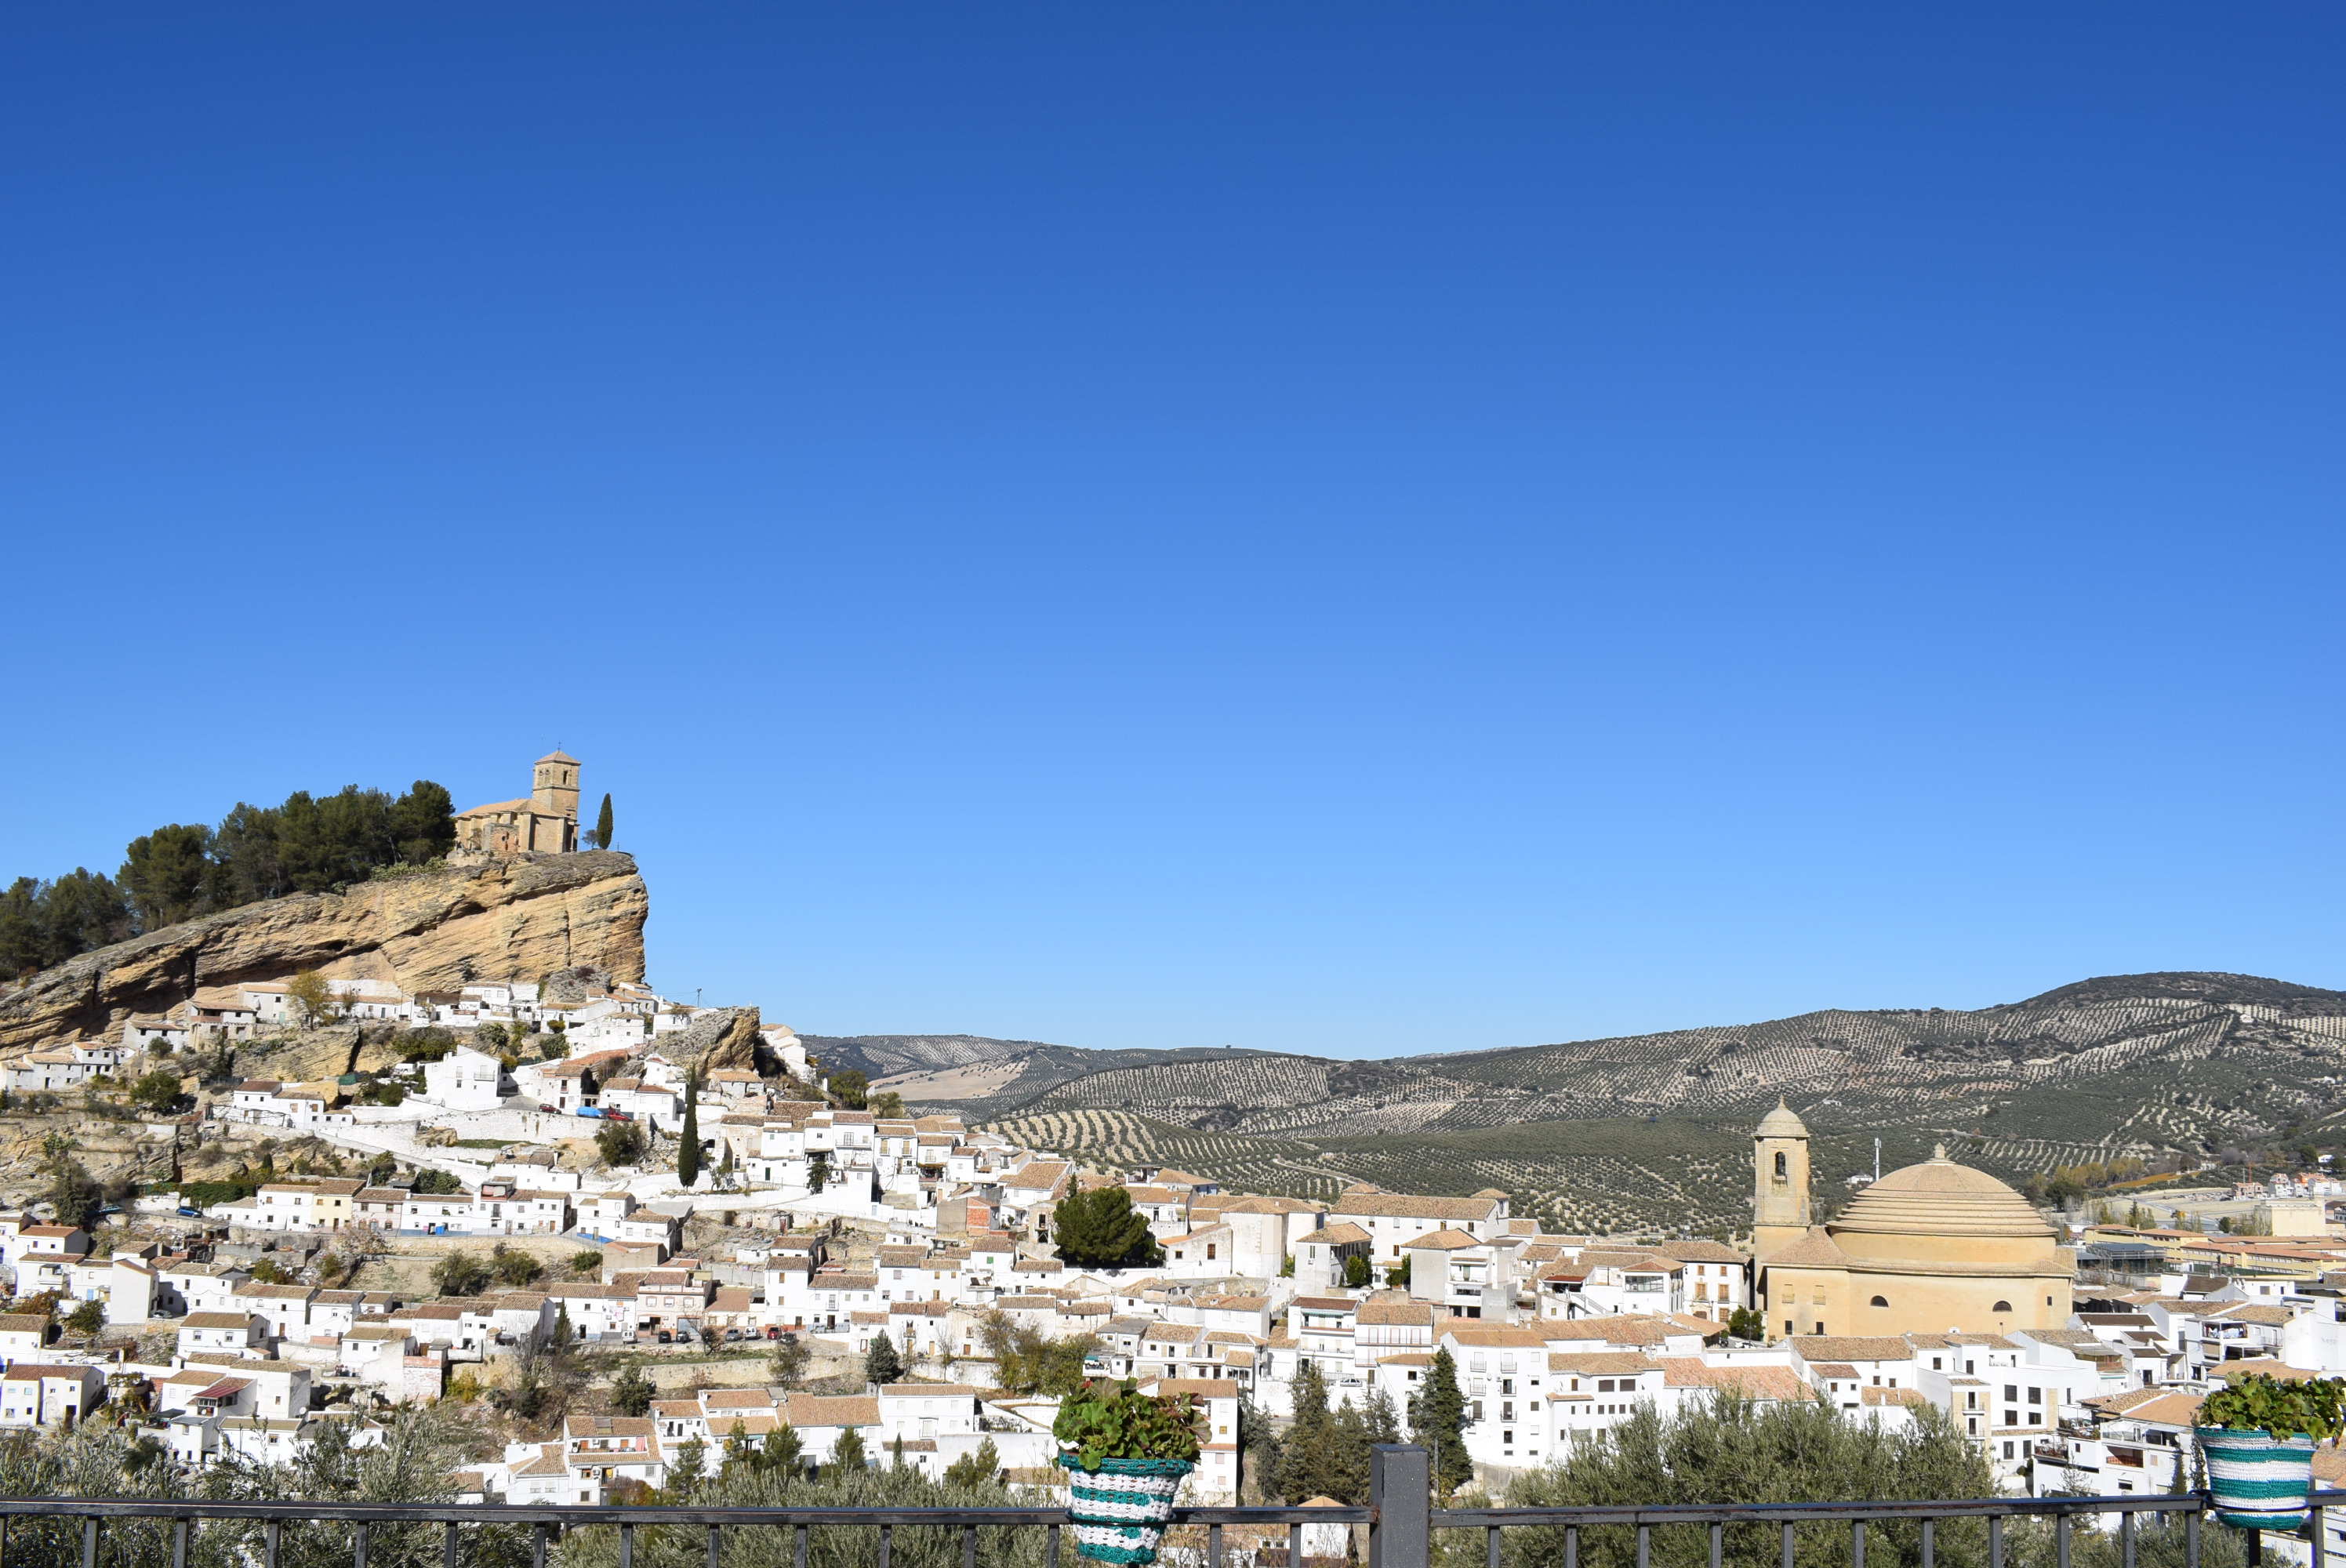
[1752,1098,1812,1260]
[532,750,581,851]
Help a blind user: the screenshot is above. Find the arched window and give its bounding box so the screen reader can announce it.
[1774,1152,1787,1178]
[1992,1300,2013,1313]
[1869,1296,1888,1308]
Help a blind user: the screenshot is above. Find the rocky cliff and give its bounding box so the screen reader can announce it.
[0,851,648,1051]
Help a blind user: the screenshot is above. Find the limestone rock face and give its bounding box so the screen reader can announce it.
[0,851,648,1051]
[660,1007,764,1075]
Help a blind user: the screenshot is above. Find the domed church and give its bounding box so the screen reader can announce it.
[1751,1102,2075,1340]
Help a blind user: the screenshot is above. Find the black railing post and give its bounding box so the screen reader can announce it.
[1710,1523,1723,1568]
[620,1522,634,1568]
[533,1523,548,1568]
[2122,1509,2135,1568]
[1211,1523,1225,1568]
[265,1519,281,1568]
[2315,1504,2327,1568]
[1781,1522,1794,1568]
[962,1525,976,1568]
[1567,1524,1578,1568]
[172,1519,187,1568]
[81,1518,96,1568]
[1921,1518,1934,1568]
[2055,1512,2068,1568]
[446,1519,459,1568]
[880,1522,894,1568]
[1990,1516,2003,1568]
[355,1520,369,1568]
[1289,1524,1302,1568]
[2185,1506,2198,1568]
[1367,1445,1430,1568]
[1044,1523,1059,1568]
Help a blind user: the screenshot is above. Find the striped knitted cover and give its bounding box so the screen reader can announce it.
[1059,1456,1193,1566]
[2197,1427,2316,1529]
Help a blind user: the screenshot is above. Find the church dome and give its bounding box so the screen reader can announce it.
[1830,1146,2055,1244]
[1755,1099,1808,1138]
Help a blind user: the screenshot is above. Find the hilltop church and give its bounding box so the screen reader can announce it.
[1750,1101,2075,1339]
[453,750,583,858]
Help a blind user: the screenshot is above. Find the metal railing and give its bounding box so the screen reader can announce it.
[0,1448,2329,1568]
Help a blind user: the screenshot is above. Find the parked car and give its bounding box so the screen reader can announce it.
[656,1330,673,1344]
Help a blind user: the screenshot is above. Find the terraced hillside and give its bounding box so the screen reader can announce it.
[935,973,2346,1235]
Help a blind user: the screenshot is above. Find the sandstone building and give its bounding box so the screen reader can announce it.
[455,751,581,857]
[1752,1102,2075,1340]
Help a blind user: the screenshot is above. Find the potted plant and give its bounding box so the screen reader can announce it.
[2195,1372,2346,1528]
[1054,1380,1204,1566]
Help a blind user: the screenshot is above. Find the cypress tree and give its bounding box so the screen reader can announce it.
[1410,1348,1469,1498]
[1276,1359,1332,1503]
[677,1069,701,1187]
[595,793,614,851]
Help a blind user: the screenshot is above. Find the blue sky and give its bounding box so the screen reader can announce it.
[2,8,2340,1057]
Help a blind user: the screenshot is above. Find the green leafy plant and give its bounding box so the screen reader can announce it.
[2199,1374,2346,1441]
[1051,1379,1202,1470]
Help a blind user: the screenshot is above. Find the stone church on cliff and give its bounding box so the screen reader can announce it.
[453,750,581,857]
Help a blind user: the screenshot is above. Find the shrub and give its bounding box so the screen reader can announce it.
[1053,1380,1202,1469]
[2201,1373,2346,1440]
[430,1250,492,1297]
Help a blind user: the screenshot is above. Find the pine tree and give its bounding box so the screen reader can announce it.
[1277,1359,1332,1503]
[1328,1397,1371,1504]
[677,1069,701,1187]
[1410,1348,1469,1498]
[866,1330,904,1387]
[829,1426,867,1475]
[595,793,614,851]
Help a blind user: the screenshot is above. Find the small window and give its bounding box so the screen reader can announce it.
[1870,1296,1888,1308]
[1774,1152,1788,1178]
[1992,1301,2013,1313]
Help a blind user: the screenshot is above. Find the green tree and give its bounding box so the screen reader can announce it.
[827,1427,868,1475]
[762,1424,805,1475]
[129,1070,184,1112]
[1276,1359,1333,1503]
[597,1119,648,1167]
[387,780,456,864]
[1498,1396,1999,1568]
[40,1133,97,1229]
[430,1250,493,1297]
[1342,1254,1372,1288]
[611,1362,656,1417]
[772,1334,811,1388]
[668,1436,708,1500]
[943,1436,1000,1488]
[287,969,337,1028]
[870,1091,906,1119]
[830,1069,869,1109]
[1408,1347,1468,1497]
[571,1250,605,1276]
[1052,1186,1164,1270]
[490,1243,543,1287]
[118,823,213,929]
[678,1070,702,1186]
[980,1311,1100,1395]
[1726,1306,1767,1341]
[1385,1256,1411,1288]
[594,793,615,851]
[412,1167,463,1194]
[63,1299,104,1338]
[866,1331,905,1386]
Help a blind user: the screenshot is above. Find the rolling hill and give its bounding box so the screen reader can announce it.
[818,973,2346,1236]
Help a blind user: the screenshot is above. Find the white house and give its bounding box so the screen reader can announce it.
[421,1048,510,1112]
